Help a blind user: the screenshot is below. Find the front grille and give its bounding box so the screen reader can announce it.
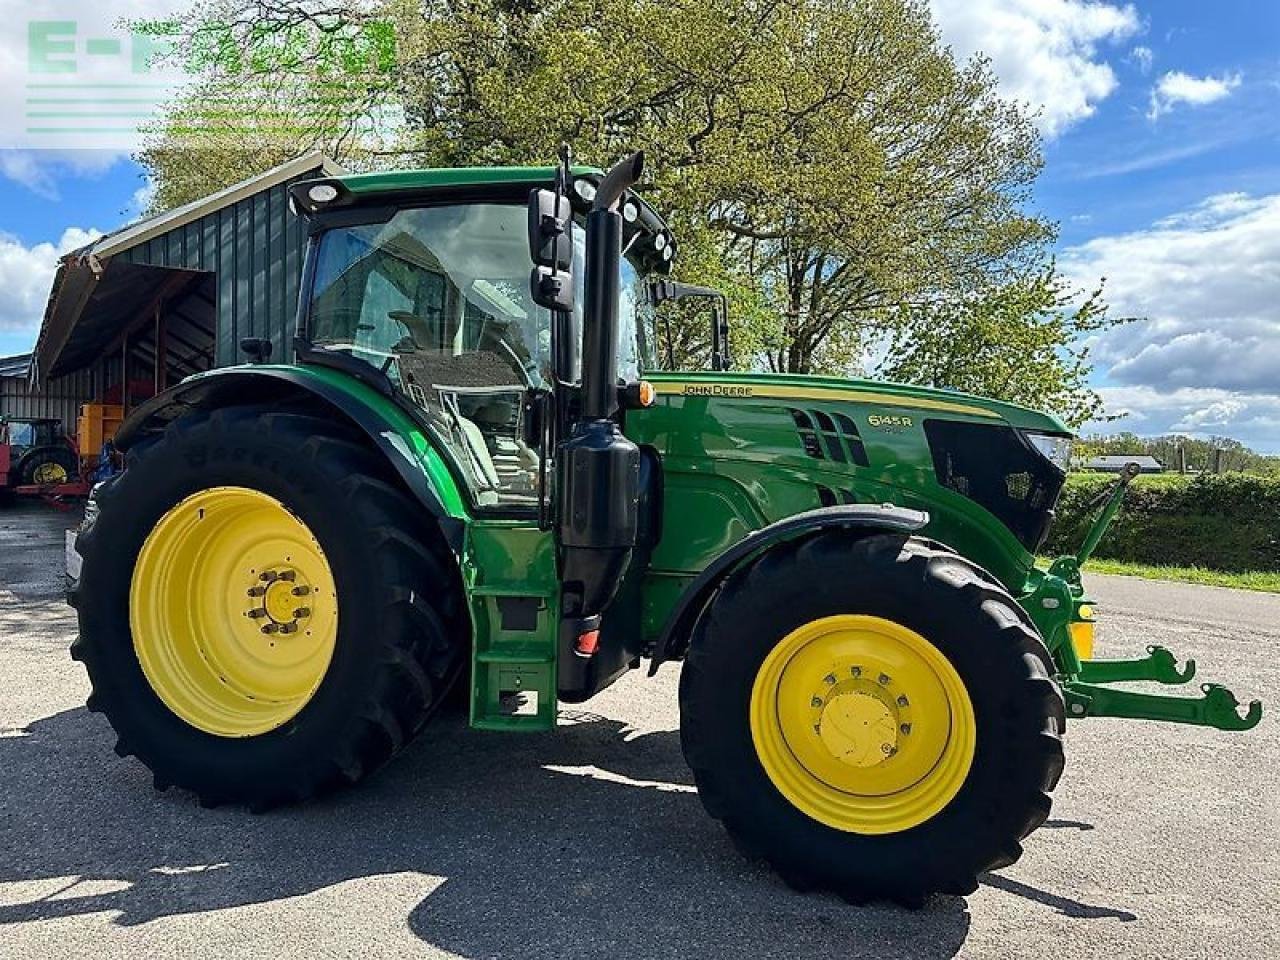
[924,420,1065,552]
[789,408,870,466]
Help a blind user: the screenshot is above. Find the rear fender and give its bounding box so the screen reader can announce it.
[648,504,929,671]
[114,366,468,550]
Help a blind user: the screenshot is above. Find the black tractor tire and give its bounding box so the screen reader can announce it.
[71,406,467,809]
[20,445,77,485]
[679,532,1065,906]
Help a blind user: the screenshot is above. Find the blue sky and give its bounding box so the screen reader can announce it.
[1,0,1278,449]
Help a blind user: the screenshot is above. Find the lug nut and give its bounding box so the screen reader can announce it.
[247,608,268,619]
[823,673,837,685]
[291,585,310,596]
[260,571,278,582]
[850,666,862,677]
[278,571,296,582]
[900,723,912,735]
[878,673,891,685]
[292,607,310,619]
[897,695,909,707]
[810,696,823,708]
[261,623,279,635]
[279,623,298,635]
[247,586,266,598]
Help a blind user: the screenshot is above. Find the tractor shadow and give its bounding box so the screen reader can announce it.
[0,705,1127,958]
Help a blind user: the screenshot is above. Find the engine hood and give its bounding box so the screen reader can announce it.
[645,371,1070,435]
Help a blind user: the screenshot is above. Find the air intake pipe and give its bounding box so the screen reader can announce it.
[580,150,644,418]
[556,152,646,699]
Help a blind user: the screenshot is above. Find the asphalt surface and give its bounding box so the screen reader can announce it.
[1,501,1276,959]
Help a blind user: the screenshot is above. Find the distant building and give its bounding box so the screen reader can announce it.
[1085,455,1164,474]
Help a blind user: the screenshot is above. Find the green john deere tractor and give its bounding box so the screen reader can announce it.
[71,152,1261,905]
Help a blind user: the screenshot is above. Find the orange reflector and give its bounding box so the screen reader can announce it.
[574,629,601,657]
[1069,621,1095,661]
[638,381,656,407]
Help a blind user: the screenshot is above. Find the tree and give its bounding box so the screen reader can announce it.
[137,0,1119,425]
[875,267,1122,428]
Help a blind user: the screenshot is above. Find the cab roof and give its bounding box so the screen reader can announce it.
[334,165,602,195]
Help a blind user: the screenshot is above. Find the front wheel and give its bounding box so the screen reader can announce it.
[679,533,1064,905]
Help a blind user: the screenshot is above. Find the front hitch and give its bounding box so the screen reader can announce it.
[1063,680,1263,731]
[1031,460,1263,734]
[1077,644,1196,685]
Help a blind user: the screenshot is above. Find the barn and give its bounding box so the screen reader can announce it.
[9,152,343,434]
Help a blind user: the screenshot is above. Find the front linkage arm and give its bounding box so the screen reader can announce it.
[1062,680,1263,731]
[1031,460,1263,733]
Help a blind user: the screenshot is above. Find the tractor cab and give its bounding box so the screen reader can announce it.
[2,417,61,454]
[291,164,673,512]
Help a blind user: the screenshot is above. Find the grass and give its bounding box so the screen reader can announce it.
[1078,558,1280,594]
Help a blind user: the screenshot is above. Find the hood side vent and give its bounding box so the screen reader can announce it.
[815,484,860,507]
[789,407,870,467]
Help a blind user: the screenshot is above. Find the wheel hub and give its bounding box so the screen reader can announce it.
[248,569,314,634]
[815,685,900,768]
[130,487,338,738]
[749,615,976,834]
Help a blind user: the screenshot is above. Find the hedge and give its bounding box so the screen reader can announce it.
[1042,473,1280,572]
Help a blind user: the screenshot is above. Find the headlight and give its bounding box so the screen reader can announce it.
[1024,432,1072,473]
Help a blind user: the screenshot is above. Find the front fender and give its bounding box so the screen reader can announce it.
[115,365,469,549]
[648,504,929,671]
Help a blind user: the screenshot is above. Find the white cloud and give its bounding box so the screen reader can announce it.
[929,0,1140,138]
[1063,192,1280,449]
[0,149,122,197]
[129,173,158,216]
[0,227,102,334]
[1147,70,1242,120]
[1131,45,1153,74]
[1089,386,1280,448]
[1074,138,1234,180]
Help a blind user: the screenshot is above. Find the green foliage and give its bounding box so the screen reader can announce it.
[877,266,1124,428]
[1075,559,1280,594]
[1045,473,1280,572]
[137,0,1117,425]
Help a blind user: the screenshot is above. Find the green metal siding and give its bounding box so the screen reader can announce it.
[116,173,318,368]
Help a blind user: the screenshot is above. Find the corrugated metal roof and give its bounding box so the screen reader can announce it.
[86,151,345,261]
[0,353,32,379]
[33,153,343,385]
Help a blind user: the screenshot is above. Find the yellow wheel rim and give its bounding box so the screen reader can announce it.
[130,486,338,738]
[33,461,68,484]
[749,614,976,835]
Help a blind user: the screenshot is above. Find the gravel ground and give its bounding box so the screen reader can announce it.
[1,501,1276,959]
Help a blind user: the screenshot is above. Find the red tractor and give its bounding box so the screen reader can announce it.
[0,417,84,501]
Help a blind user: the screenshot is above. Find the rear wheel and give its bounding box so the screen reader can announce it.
[20,445,76,485]
[72,406,467,808]
[679,532,1064,905]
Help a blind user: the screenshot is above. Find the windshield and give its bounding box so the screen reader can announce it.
[6,422,38,448]
[307,202,655,509]
[309,203,654,385]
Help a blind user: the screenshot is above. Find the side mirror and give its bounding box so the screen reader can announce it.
[528,188,575,311]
